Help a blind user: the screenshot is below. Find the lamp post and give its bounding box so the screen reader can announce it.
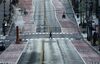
[2,0,6,36]
[3,0,6,20]
[9,0,12,22]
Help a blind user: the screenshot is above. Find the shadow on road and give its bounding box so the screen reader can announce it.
[18,52,41,64]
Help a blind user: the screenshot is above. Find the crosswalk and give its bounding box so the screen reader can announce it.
[20,32,77,35]
[19,32,81,40]
[22,38,74,42]
[18,38,85,64]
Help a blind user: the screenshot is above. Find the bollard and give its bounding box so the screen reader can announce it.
[16,26,20,44]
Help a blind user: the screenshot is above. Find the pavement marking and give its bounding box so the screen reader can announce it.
[22,39,25,41]
[50,0,62,32]
[29,33,32,35]
[70,38,74,40]
[30,39,34,41]
[26,39,30,41]
[5,40,10,42]
[65,38,69,40]
[32,33,35,34]
[42,33,45,34]
[20,32,76,35]
[68,39,87,64]
[22,38,72,41]
[35,33,38,34]
[39,33,42,34]
[59,33,62,34]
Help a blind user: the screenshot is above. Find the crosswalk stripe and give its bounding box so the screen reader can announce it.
[21,32,75,35]
[35,33,38,34]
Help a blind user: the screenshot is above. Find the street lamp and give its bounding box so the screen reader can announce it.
[3,0,6,20]
[1,0,6,50]
[9,0,12,22]
[2,0,6,36]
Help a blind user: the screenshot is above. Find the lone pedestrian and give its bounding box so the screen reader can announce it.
[49,31,52,39]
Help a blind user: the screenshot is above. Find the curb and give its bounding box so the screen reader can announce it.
[84,39,100,55]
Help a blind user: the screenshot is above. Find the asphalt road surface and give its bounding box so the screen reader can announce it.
[35,0,61,32]
[0,0,100,64]
[18,38,85,64]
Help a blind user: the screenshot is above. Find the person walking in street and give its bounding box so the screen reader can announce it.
[49,31,52,39]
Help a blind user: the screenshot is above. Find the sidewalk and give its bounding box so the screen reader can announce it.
[75,15,100,54]
[52,0,78,34]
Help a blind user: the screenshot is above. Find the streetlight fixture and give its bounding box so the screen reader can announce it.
[44,0,47,32]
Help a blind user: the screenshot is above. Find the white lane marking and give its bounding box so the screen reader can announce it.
[16,41,29,64]
[68,39,87,64]
[50,0,62,32]
[35,33,38,34]
[30,39,34,41]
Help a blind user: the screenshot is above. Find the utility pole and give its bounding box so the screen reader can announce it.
[9,0,12,22]
[3,0,6,20]
[2,0,6,36]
